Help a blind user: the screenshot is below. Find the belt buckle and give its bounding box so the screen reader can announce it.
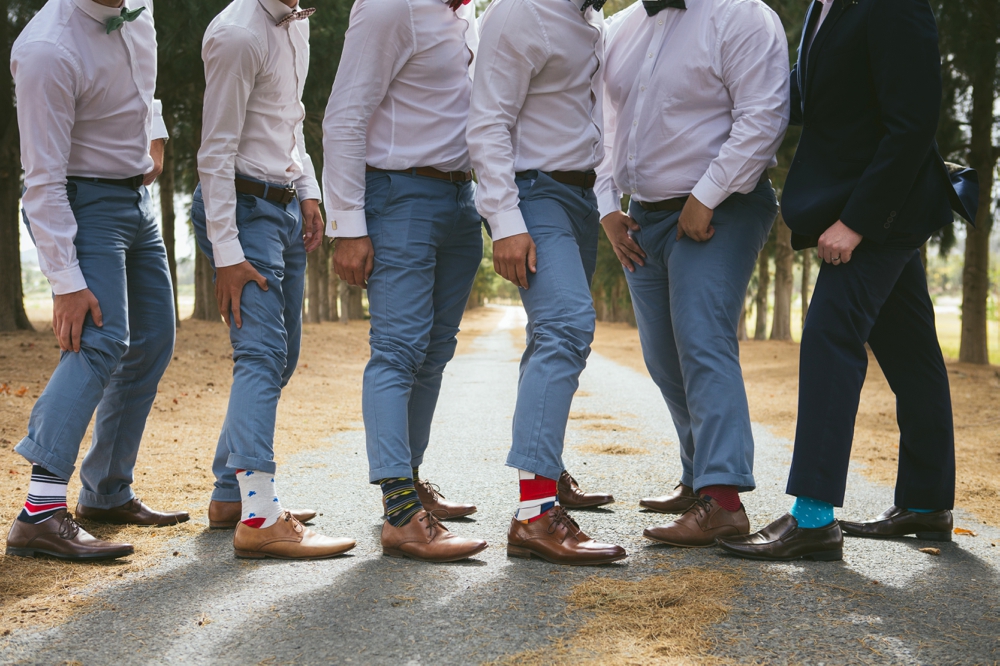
[283,187,297,205]
[130,175,144,189]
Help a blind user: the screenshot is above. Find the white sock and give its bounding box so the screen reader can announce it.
[236,469,284,529]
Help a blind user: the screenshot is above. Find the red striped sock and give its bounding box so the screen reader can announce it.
[699,485,740,512]
[516,471,558,523]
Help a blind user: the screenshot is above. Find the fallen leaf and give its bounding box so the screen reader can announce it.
[14,386,28,397]
[919,548,941,556]
[954,528,978,537]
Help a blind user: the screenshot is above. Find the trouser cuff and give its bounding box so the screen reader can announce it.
[226,454,277,475]
[368,464,415,485]
[692,472,755,494]
[211,485,242,503]
[14,436,76,481]
[505,453,563,483]
[77,486,135,510]
[786,478,845,508]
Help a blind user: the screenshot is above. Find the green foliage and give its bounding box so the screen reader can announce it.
[470,230,521,306]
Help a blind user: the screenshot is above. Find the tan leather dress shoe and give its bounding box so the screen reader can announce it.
[639,484,698,514]
[643,496,749,547]
[209,500,317,529]
[507,506,627,565]
[415,480,477,520]
[381,509,487,562]
[557,471,614,509]
[76,498,189,526]
[233,511,355,560]
[6,510,134,561]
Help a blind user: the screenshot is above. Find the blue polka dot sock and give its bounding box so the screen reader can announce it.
[908,508,935,513]
[789,496,835,528]
[235,469,283,529]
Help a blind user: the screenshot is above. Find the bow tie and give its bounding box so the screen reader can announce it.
[105,6,145,34]
[642,0,686,16]
[275,7,316,27]
[447,0,472,11]
[581,0,606,11]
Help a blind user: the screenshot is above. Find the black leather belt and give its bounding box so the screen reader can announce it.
[637,170,770,213]
[235,175,297,205]
[68,175,144,190]
[515,170,597,189]
[365,165,473,183]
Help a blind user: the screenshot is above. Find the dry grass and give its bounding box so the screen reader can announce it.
[593,321,1000,527]
[494,567,740,665]
[578,443,648,456]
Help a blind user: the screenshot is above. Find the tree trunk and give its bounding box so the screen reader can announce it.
[770,215,793,341]
[327,251,339,321]
[339,279,350,324]
[800,248,812,332]
[318,243,330,321]
[737,303,748,341]
[754,248,770,340]
[306,246,322,324]
[191,250,218,321]
[958,36,997,364]
[159,114,180,327]
[347,285,365,320]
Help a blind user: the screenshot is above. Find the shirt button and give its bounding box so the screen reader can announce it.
[629,155,634,160]
[648,53,653,58]
[640,86,646,91]
[633,121,638,126]
[658,19,663,24]
[631,188,637,193]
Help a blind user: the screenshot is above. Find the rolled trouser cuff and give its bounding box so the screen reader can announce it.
[226,453,277,475]
[14,436,76,481]
[505,452,563,483]
[77,485,135,510]
[368,464,415,485]
[691,472,755,494]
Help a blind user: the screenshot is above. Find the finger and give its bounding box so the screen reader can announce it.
[705,224,715,241]
[527,242,537,274]
[676,224,686,241]
[364,251,374,282]
[90,298,103,328]
[221,291,233,327]
[841,248,853,264]
[616,249,634,273]
[626,216,640,232]
[231,287,243,329]
[624,237,646,259]
[71,318,82,353]
[515,257,529,290]
[57,319,69,351]
[623,247,645,268]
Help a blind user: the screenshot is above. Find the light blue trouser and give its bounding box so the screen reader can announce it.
[625,179,778,492]
[505,172,600,481]
[17,179,175,509]
[190,177,305,501]
[363,171,483,483]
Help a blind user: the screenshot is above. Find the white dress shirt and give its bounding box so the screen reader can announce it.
[809,0,834,45]
[322,0,478,238]
[198,0,321,268]
[12,0,168,295]
[596,0,789,219]
[467,0,606,241]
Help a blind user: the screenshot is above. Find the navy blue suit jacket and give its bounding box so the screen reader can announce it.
[782,0,978,250]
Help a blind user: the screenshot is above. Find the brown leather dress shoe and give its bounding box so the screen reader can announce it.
[76,498,189,526]
[507,506,627,565]
[840,505,952,541]
[6,511,134,561]
[717,514,843,562]
[208,500,317,529]
[381,509,488,562]
[415,480,477,520]
[557,471,614,509]
[643,496,749,547]
[639,484,698,514]
[233,511,355,559]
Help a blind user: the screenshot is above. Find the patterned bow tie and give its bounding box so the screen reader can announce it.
[105,6,146,34]
[580,0,606,11]
[642,0,686,16]
[447,0,472,11]
[275,7,316,27]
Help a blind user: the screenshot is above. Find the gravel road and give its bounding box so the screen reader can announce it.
[2,305,997,665]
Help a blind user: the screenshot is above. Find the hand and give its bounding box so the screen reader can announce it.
[300,199,324,253]
[492,233,537,289]
[216,260,268,328]
[143,139,165,186]
[52,289,103,352]
[676,195,715,242]
[601,211,645,272]
[817,220,863,265]
[333,236,375,288]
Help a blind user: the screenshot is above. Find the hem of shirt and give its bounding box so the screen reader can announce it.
[487,207,528,242]
[325,210,367,238]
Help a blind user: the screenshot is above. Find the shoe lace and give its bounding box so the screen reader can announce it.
[418,480,446,500]
[547,506,582,537]
[418,509,449,539]
[59,513,82,540]
[562,473,580,490]
[683,496,715,521]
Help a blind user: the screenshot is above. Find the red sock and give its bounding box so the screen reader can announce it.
[699,485,740,511]
[516,471,558,522]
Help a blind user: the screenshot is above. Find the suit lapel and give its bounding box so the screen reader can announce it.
[796,0,817,116]
[805,0,849,100]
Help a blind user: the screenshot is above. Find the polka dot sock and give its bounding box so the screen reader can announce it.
[236,469,283,529]
[789,496,835,529]
[908,508,935,513]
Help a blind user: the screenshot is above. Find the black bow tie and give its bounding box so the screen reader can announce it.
[643,0,686,16]
[580,0,606,11]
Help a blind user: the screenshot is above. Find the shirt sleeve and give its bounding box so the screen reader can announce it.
[595,47,621,220]
[13,42,88,296]
[197,24,263,267]
[321,0,415,238]
[150,99,169,141]
[293,120,321,202]
[466,0,550,241]
[690,2,790,209]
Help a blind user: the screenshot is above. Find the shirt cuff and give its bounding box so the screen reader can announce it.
[326,209,368,238]
[47,265,88,296]
[690,175,730,211]
[486,207,528,242]
[212,238,246,268]
[597,190,623,221]
[294,177,322,203]
[150,100,169,142]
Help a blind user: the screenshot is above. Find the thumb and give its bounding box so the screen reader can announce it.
[626,216,640,232]
[527,240,537,274]
[676,225,686,241]
[256,273,269,292]
[90,296,104,328]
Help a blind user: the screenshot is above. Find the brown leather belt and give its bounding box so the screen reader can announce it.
[69,175,145,190]
[365,164,473,183]
[235,175,297,205]
[637,170,770,213]
[515,169,597,189]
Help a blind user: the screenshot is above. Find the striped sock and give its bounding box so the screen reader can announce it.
[18,465,68,524]
[515,470,558,523]
[380,478,422,527]
[412,466,420,482]
[236,469,283,529]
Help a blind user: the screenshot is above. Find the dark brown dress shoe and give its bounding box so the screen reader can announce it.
[639,483,698,514]
[76,498,189,526]
[643,496,749,547]
[507,506,627,565]
[717,514,843,562]
[415,480,477,520]
[381,509,488,562]
[557,471,615,509]
[208,500,317,529]
[233,512,355,560]
[840,505,952,541]
[6,511,134,561]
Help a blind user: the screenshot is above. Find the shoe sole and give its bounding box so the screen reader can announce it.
[381,542,488,562]
[6,546,133,561]
[841,530,952,542]
[643,536,719,548]
[77,516,191,527]
[234,543,357,560]
[638,502,696,514]
[561,499,615,510]
[717,543,843,562]
[506,544,627,566]
[438,508,478,520]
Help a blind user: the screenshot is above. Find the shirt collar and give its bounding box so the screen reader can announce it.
[73,0,130,25]
[258,0,297,22]
[816,0,833,5]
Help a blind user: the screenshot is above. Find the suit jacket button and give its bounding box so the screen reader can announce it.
[884,222,892,228]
